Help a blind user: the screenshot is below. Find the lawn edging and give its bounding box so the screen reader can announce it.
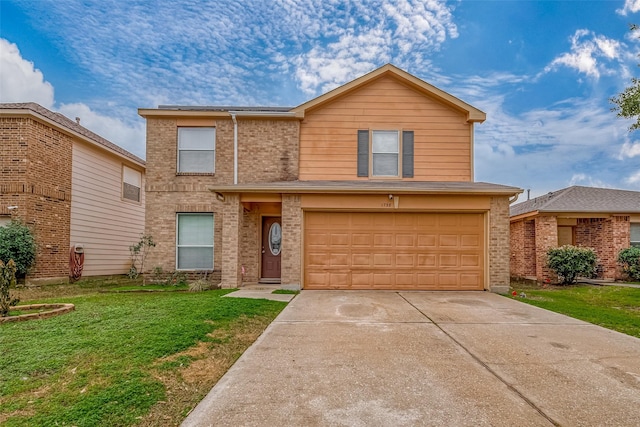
[0,303,75,323]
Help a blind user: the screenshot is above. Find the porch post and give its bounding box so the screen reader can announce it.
[221,193,242,288]
[534,216,558,283]
[281,194,302,289]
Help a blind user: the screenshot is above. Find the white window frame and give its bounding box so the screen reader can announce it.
[177,127,216,173]
[176,213,214,270]
[371,130,400,177]
[122,165,142,203]
[631,223,640,248]
[0,216,10,228]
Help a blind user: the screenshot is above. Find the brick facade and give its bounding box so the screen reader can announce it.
[510,219,536,279]
[144,117,299,286]
[1,117,72,281]
[281,194,302,288]
[510,214,631,283]
[488,196,511,292]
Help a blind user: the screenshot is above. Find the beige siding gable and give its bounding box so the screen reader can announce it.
[299,75,473,182]
[70,142,145,276]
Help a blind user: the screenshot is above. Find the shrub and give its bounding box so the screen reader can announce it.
[128,234,155,279]
[0,259,19,317]
[547,245,597,285]
[617,247,640,281]
[0,220,36,277]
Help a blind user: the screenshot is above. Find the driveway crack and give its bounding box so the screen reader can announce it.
[397,292,561,427]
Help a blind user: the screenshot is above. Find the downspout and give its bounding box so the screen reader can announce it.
[231,112,238,185]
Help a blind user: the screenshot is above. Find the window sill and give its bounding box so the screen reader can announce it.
[176,172,215,176]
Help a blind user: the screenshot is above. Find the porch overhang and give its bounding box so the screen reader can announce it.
[210,180,522,197]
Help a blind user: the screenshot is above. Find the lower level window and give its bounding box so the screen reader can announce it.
[177,213,214,269]
[632,223,640,248]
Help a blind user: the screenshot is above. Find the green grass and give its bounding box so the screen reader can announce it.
[0,280,287,426]
[510,283,640,338]
[272,289,300,295]
[108,284,190,292]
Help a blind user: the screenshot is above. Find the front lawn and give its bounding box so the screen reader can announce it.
[510,283,640,338]
[0,277,287,426]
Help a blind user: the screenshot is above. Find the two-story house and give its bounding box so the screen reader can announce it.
[139,64,521,293]
[0,103,145,283]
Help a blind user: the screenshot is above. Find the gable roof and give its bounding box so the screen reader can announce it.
[0,102,145,167]
[139,64,486,123]
[291,63,486,123]
[510,186,640,217]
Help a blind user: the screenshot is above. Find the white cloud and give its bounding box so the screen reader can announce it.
[0,38,145,158]
[568,174,611,188]
[619,140,640,159]
[544,30,622,79]
[0,38,54,108]
[617,0,640,16]
[626,170,640,184]
[292,0,457,94]
[58,103,145,158]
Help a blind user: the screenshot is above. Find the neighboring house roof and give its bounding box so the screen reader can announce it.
[510,186,640,217]
[211,180,521,196]
[0,102,145,167]
[139,64,486,123]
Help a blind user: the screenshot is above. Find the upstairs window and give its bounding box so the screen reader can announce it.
[122,165,142,202]
[178,127,215,173]
[372,131,399,177]
[358,129,414,178]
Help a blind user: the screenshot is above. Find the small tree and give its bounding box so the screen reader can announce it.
[0,259,20,317]
[0,220,36,277]
[547,245,597,285]
[617,247,640,281]
[129,234,155,279]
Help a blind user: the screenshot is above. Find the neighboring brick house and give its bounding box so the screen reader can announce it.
[0,103,146,283]
[139,64,521,292]
[510,186,640,283]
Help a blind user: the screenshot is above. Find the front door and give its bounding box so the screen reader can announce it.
[261,217,282,281]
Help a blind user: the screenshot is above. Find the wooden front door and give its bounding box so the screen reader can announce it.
[261,217,282,280]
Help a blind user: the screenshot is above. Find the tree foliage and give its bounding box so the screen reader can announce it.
[0,220,37,277]
[0,259,19,317]
[610,24,640,132]
[547,245,597,285]
[617,246,640,281]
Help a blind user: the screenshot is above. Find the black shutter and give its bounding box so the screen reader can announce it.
[357,130,369,177]
[402,131,414,178]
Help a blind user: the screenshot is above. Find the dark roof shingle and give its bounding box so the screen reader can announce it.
[510,186,640,216]
[0,102,144,166]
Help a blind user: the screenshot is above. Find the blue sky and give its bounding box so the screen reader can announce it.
[2,0,640,198]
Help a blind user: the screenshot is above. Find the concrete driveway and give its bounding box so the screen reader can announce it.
[182,291,640,426]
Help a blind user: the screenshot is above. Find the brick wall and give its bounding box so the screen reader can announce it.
[237,119,299,183]
[534,216,558,283]
[281,194,302,288]
[144,116,300,286]
[240,209,260,283]
[510,219,536,279]
[488,196,510,293]
[577,217,629,279]
[0,117,72,281]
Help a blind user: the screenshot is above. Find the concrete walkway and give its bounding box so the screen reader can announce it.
[182,291,640,427]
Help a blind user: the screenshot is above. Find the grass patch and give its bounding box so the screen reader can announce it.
[510,283,640,338]
[1,276,287,426]
[272,289,299,295]
[108,284,189,292]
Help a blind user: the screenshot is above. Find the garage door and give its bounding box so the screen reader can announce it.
[304,212,484,290]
